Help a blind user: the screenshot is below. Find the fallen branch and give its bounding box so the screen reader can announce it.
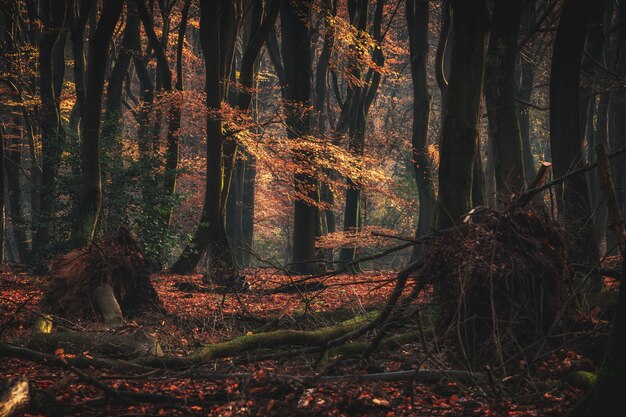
[0,343,152,372]
[135,311,379,368]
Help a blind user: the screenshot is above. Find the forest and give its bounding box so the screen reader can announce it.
[0,0,625,415]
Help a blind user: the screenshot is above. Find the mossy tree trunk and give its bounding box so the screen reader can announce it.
[33,0,67,255]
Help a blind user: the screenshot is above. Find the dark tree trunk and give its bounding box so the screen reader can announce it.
[68,0,94,134]
[485,0,525,199]
[221,0,280,217]
[5,119,30,263]
[316,0,339,263]
[611,0,626,223]
[568,155,626,417]
[0,127,4,263]
[33,0,67,255]
[339,0,385,266]
[241,152,256,267]
[281,0,319,275]
[581,0,609,254]
[101,5,140,153]
[162,0,192,226]
[170,0,237,278]
[517,0,537,183]
[407,0,436,260]
[75,0,123,245]
[549,0,598,284]
[436,0,490,229]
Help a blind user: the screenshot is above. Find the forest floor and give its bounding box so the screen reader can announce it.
[0,267,606,416]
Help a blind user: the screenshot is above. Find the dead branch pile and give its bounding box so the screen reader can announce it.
[422,208,571,367]
[40,228,162,319]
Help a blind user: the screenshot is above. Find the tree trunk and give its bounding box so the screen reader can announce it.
[517,0,537,183]
[281,0,319,275]
[549,0,598,284]
[611,0,626,223]
[5,119,29,262]
[568,147,626,417]
[170,0,236,278]
[407,0,436,260]
[485,0,525,199]
[75,0,123,246]
[68,0,94,134]
[339,0,385,266]
[436,0,490,229]
[33,0,67,256]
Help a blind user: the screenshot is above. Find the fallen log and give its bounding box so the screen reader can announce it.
[135,311,379,368]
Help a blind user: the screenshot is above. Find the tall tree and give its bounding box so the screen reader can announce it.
[75,0,124,245]
[436,0,490,229]
[33,0,67,255]
[485,0,525,199]
[517,0,537,184]
[549,0,598,282]
[170,0,237,279]
[281,0,319,274]
[406,0,436,259]
[339,0,385,265]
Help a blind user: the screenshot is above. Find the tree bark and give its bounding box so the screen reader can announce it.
[549,0,598,284]
[281,0,319,274]
[75,0,123,246]
[485,0,525,199]
[407,0,436,260]
[170,0,237,278]
[436,0,490,229]
[568,146,626,417]
[33,0,67,256]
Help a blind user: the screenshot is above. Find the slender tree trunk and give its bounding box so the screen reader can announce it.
[485,0,525,200]
[68,0,94,134]
[101,5,140,154]
[221,0,280,216]
[162,0,192,226]
[281,0,319,275]
[241,152,256,267]
[407,0,436,260]
[611,0,626,223]
[5,119,30,262]
[75,0,123,245]
[340,0,385,266]
[436,0,490,229]
[170,0,237,278]
[517,0,537,183]
[549,0,598,284]
[581,0,609,254]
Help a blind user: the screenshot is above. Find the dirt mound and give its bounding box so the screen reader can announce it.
[40,228,162,319]
[423,208,571,368]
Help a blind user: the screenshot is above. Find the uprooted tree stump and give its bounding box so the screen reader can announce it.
[423,208,571,368]
[40,228,162,320]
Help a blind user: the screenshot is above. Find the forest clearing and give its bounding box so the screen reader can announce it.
[1,0,625,415]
